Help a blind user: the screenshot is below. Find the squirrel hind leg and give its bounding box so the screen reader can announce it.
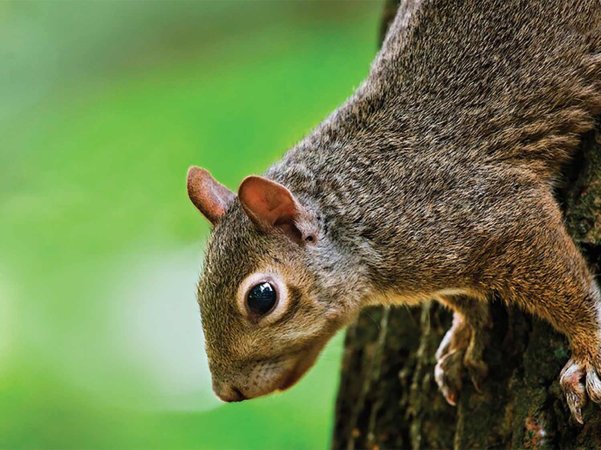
[434,295,491,406]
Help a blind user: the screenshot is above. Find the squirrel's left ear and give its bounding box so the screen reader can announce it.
[187,166,235,225]
[238,176,317,244]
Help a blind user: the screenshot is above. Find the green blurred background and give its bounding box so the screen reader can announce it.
[0,1,381,448]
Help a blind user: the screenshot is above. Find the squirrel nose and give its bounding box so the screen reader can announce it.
[214,384,247,402]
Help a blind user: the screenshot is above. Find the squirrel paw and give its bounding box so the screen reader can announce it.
[560,356,601,424]
[434,320,488,406]
[434,349,464,405]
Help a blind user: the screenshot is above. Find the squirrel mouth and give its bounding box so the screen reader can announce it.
[278,366,304,391]
[278,344,323,391]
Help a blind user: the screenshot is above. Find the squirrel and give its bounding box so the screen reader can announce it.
[186,0,601,424]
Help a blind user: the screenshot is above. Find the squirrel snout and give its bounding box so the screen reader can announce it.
[213,383,248,403]
[210,358,298,401]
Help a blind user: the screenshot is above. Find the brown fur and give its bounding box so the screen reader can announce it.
[187,0,601,423]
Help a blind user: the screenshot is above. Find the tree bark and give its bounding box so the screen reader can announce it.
[332,1,601,448]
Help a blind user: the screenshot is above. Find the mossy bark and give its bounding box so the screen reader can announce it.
[332,1,601,448]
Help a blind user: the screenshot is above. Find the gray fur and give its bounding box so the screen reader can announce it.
[191,0,601,421]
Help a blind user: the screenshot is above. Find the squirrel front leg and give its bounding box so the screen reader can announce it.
[434,295,491,405]
[497,213,601,424]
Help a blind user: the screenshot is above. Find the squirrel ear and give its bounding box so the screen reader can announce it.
[187,166,235,225]
[238,176,308,243]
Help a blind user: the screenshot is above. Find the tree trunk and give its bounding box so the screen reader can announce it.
[332,1,601,448]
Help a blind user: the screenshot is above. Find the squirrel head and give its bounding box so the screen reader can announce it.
[187,167,359,402]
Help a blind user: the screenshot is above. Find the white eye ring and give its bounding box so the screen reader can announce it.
[237,272,289,324]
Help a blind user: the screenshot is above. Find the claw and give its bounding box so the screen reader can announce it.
[465,358,488,393]
[435,369,458,406]
[468,372,484,393]
[560,358,587,424]
[435,350,463,406]
[585,366,601,403]
[434,313,488,405]
[568,399,583,425]
[445,390,458,406]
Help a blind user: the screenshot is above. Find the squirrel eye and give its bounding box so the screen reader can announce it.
[246,282,277,316]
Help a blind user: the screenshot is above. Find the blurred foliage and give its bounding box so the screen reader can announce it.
[0,1,380,448]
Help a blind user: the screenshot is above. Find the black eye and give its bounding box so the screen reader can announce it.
[247,282,277,316]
